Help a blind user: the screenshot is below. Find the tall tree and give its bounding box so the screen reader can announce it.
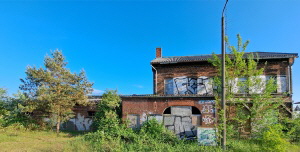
[209,34,283,138]
[20,50,93,135]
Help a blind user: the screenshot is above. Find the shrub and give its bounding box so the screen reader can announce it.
[92,90,121,133]
[281,117,300,142]
[259,124,289,152]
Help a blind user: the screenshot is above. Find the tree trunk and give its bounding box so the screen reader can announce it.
[56,116,60,136]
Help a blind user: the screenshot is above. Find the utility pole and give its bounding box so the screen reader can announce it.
[221,0,228,150]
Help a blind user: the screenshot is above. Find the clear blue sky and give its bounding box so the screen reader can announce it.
[0,0,299,102]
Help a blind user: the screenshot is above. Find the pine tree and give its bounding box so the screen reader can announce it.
[20,50,93,135]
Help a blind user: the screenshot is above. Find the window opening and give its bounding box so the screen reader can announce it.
[192,106,201,115]
[163,107,171,114]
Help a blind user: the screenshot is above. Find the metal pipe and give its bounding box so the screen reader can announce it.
[151,65,158,94]
[221,0,228,150]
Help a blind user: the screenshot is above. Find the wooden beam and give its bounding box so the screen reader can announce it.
[281,103,292,114]
[242,103,251,111]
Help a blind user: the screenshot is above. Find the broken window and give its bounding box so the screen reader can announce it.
[87,111,95,117]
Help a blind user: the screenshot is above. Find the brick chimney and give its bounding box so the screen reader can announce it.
[156,47,162,58]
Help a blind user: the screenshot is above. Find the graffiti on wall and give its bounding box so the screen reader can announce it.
[163,106,198,138]
[197,76,213,95]
[202,115,214,125]
[69,113,93,131]
[174,77,198,95]
[201,105,214,114]
[197,127,217,146]
[166,75,287,95]
[198,100,215,104]
[165,76,213,95]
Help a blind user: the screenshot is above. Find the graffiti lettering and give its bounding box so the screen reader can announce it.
[174,77,197,95]
[166,76,213,95]
[202,115,214,125]
[201,105,214,114]
[198,100,215,104]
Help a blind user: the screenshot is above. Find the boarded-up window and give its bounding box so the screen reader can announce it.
[197,76,213,95]
[127,114,140,129]
[171,106,192,116]
[192,115,201,126]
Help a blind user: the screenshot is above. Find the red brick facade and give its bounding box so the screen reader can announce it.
[122,97,216,128]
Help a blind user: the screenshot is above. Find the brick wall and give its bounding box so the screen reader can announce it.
[121,97,216,128]
[152,58,291,96]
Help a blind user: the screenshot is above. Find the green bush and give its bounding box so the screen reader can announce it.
[259,124,289,152]
[92,90,121,133]
[281,117,300,142]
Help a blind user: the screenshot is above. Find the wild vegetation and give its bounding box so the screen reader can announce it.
[0,45,299,151]
[209,34,287,141]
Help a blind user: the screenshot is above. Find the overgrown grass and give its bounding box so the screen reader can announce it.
[0,126,299,152]
[0,126,81,152]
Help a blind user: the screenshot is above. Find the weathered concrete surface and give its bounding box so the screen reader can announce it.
[163,116,175,126]
[165,106,203,138]
[171,106,192,116]
[192,115,201,126]
[127,114,140,129]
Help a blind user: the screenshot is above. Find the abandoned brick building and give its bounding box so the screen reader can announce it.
[66,48,298,138]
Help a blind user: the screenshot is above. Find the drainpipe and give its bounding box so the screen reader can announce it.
[151,65,158,94]
[289,65,292,95]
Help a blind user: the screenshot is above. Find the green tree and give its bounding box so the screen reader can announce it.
[0,88,9,124]
[93,90,121,133]
[209,34,283,138]
[0,89,35,128]
[20,50,93,135]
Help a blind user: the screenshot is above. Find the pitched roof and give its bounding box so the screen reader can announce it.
[151,52,298,64]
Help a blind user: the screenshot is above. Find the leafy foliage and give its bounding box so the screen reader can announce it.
[209,34,283,138]
[92,90,121,133]
[259,124,289,152]
[20,50,93,134]
[281,117,300,142]
[0,89,37,129]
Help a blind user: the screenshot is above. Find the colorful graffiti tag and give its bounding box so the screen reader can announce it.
[197,127,217,146]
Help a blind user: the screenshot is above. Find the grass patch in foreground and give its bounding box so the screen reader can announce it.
[0,128,83,152]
